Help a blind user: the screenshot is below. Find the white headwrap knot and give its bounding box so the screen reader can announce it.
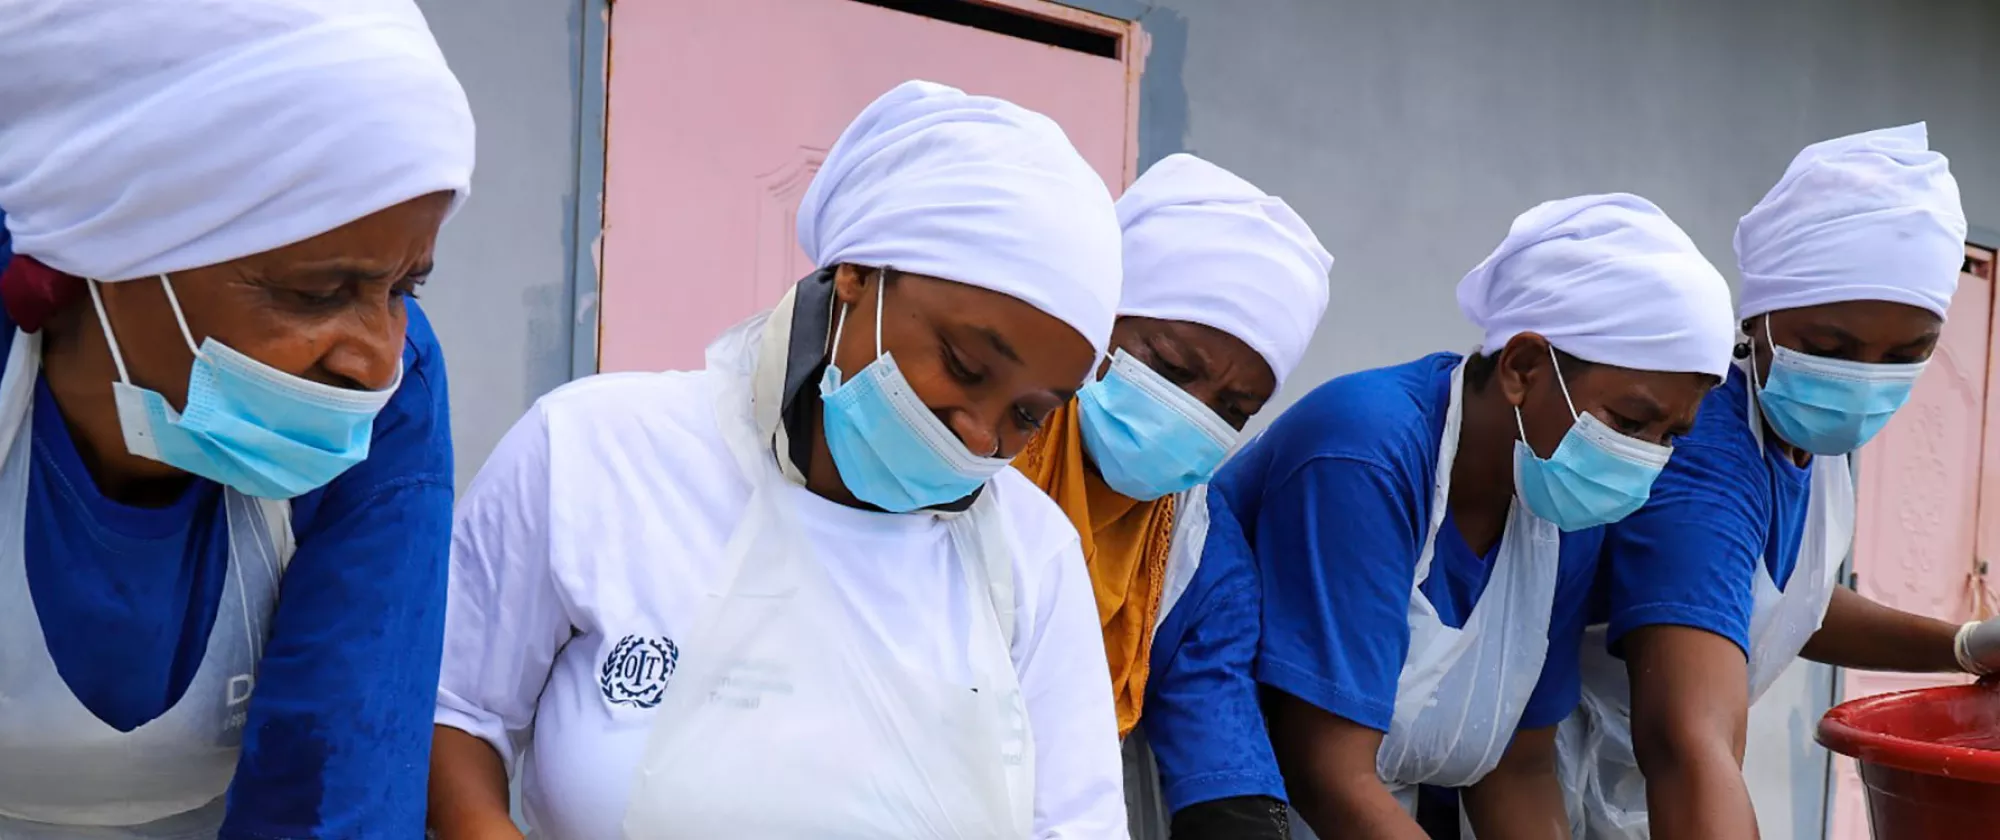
[797,80,1122,354]
[1115,154,1333,390]
[1458,193,1735,378]
[0,0,476,282]
[1735,123,1966,321]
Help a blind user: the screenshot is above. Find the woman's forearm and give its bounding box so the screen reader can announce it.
[1289,773,1430,840]
[1800,586,1961,672]
[427,726,525,840]
[1462,727,1569,840]
[1267,693,1429,840]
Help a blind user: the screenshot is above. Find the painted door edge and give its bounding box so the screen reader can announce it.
[568,0,612,379]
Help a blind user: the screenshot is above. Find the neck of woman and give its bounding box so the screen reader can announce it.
[1444,384,1520,557]
[33,305,191,506]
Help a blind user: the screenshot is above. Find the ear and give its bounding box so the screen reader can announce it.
[832,263,870,306]
[1495,332,1550,409]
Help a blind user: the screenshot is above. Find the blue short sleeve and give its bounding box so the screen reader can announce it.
[1143,488,1286,812]
[1598,389,1764,655]
[1251,454,1422,733]
[221,301,453,838]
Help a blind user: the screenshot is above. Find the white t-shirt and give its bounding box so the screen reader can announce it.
[435,368,1126,839]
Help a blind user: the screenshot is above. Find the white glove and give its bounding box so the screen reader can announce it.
[1954,618,2000,676]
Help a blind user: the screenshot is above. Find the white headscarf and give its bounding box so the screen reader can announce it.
[1115,154,1333,391]
[1735,123,1966,320]
[0,0,475,282]
[797,80,1122,355]
[1458,193,1736,378]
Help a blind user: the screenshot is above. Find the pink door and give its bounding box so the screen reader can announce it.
[1829,244,1997,840]
[596,0,1144,372]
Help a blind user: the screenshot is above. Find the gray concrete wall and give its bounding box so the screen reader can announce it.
[1081,0,2000,415]
[416,0,592,489]
[1060,2,2000,837]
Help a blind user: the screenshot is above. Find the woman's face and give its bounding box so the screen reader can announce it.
[1105,316,1277,430]
[1494,332,1712,456]
[94,191,454,408]
[828,264,1096,461]
[1748,299,1944,381]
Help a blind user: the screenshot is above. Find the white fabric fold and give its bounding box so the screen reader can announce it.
[797,80,1122,355]
[1115,154,1333,390]
[1735,123,1966,320]
[0,0,475,281]
[1457,193,1735,378]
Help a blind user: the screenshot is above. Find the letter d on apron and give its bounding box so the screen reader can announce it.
[0,330,295,839]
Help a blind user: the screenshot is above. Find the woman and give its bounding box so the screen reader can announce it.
[429,81,1128,839]
[0,1,473,837]
[1566,125,2000,840]
[1009,153,1332,840]
[1211,194,1735,839]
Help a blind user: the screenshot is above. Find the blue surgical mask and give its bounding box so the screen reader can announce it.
[1077,349,1236,501]
[89,276,399,500]
[819,272,1010,513]
[1513,349,1671,531]
[1752,317,1924,456]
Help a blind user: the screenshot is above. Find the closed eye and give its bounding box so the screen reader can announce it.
[1608,412,1648,436]
[1012,404,1040,434]
[941,342,985,386]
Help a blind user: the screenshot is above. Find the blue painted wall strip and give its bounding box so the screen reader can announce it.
[566,0,610,379]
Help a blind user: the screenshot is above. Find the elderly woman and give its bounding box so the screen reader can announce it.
[1568,125,2000,840]
[429,81,1127,839]
[1006,153,1332,840]
[1213,194,1735,839]
[0,1,473,837]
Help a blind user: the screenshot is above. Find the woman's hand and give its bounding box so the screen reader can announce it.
[1955,616,2000,675]
[1461,726,1569,840]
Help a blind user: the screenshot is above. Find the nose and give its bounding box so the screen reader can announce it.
[319,308,407,392]
[946,411,1002,460]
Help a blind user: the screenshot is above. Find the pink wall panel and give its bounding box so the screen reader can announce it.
[1829,258,1992,840]
[598,0,1138,372]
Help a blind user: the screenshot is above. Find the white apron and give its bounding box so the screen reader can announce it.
[1295,362,1563,838]
[0,330,294,839]
[1561,372,1854,839]
[1122,485,1210,840]
[618,311,1035,839]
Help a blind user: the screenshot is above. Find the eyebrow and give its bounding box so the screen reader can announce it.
[1609,395,1667,422]
[1797,323,1861,345]
[1150,334,1211,376]
[977,326,1023,365]
[284,258,419,283]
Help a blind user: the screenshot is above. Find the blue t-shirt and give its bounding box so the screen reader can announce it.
[1591,365,1810,654]
[1221,353,1602,736]
[2,226,453,838]
[1142,486,1284,812]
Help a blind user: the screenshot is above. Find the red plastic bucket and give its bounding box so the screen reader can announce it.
[1816,682,2000,838]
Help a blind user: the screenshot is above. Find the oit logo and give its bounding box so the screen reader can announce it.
[599,634,678,709]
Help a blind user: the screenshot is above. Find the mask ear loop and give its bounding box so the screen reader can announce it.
[871,266,887,359]
[1750,314,1776,392]
[1516,344,1581,445]
[84,279,133,386]
[155,274,201,356]
[828,266,892,365]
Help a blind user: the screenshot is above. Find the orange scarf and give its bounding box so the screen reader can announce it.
[1013,401,1176,737]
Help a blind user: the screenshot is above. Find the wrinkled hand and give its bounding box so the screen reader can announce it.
[1955,618,2000,676]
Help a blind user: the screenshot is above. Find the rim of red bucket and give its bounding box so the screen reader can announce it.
[1816,683,2000,785]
